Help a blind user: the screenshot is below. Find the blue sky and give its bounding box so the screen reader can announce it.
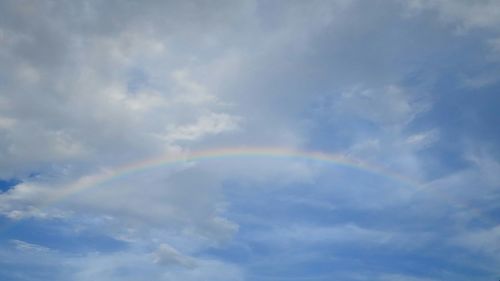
[1,0,500,280]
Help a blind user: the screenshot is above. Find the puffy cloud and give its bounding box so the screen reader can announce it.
[0,0,257,179]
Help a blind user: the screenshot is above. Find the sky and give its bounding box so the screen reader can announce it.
[0,0,500,280]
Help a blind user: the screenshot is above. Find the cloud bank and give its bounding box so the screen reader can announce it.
[0,0,499,280]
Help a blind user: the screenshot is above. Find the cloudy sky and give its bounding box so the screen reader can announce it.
[1,0,500,280]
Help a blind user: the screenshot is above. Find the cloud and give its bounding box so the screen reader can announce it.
[0,0,258,179]
[164,112,240,142]
[452,226,500,258]
[68,248,242,281]
[405,129,440,150]
[9,240,52,253]
[153,243,197,268]
[1,0,500,280]
[405,0,500,30]
[0,167,239,245]
[374,273,440,281]
[333,85,429,128]
[254,223,398,248]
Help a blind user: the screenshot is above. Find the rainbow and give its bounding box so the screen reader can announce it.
[9,146,493,228]
[50,146,419,205]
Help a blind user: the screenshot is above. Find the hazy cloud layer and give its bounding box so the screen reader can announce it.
[0,0,499,280]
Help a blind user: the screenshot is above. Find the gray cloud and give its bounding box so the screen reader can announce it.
[1,1,500,280]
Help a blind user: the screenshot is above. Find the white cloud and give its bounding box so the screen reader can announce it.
[153,243,197,268]
[403,0,500,81]
[65,249,244,281]
[334,85,429,129]
[0,167,238,244]
[405,0,500,30]
[12,243,244,281]
[279,223,394,245]
[452,226,500,258]
[164,112,240,142]
[0,0,261,179]
[326,85,435,179]
[9,240,52,253]
[405,129,440,150]
[374,273,440,281]
[251,223,433,251]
